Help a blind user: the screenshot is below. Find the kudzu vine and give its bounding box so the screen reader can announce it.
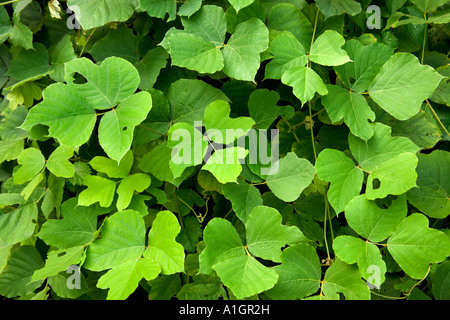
[0,0,449,301]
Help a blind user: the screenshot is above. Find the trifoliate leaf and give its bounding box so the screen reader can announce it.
[46,145,74,178]
[345,194,407,242]
[144,211,185,274]
[266,152,315,202]
[406,150,450,219]
[368,53,444,120]
[281,66,328,105]
[83,210,146,271]
[309,30,350,66]
[316,149,364,214]
[246,206,306,262]
[387,213,450,279]
[265,244,321,300]
[78,175,116,208]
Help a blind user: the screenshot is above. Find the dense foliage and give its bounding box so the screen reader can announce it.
[0,0,449,300]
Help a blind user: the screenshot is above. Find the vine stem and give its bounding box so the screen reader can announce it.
[421,12,428,65]
[0,0,21,6]
[426,99,449,137]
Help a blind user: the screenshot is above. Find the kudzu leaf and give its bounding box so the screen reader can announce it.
[345,194,407,242]
[38,198,109,249]
[248,89,293,129]
[97,257,160,300]
[144,211,185,274]
[266,152,315,202]
[21,83,97,148]
[410,0,448,12]
[202,147,248,184]
[78,175,116,208]
[83,210,146,271]
[315,149,363,214]
[322,259,370,300]
[333,236,386,287]
[407,150,450,219]
[0,202,37,246]
[387,213,450,279]
[368,52,444,120]
[134,48,169,91]
[246,206,306,262]
[46,145,75,178]
[222,181,263,223]
[321,84,376,141]
[89,27,139,64]
[181,5,226,46]
[315,0,362,19]
[116,173,151,212]
[0,246,44,298]
[228,0,256,12]
[168,32,224,74]
[64,57,140,111]
[309,30,350,66]
[264,31,307,80]
[265,244,321,300]
[281,66,328,105]
[5,43,49,82]
[98,91,152,162]
[432,261,450,300]
[212,255,278,299]
[140,0,177,21]
[67,0,139,29]
[48,35,77,83]
[178,0,202,17]
[204,100,255,145]
[222,17,269,81]
[14,148,45,184]
[89,152,133,179]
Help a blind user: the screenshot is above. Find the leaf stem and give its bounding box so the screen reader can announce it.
[421,12,428,64]
[0,0,21,6]
[425,99,449,137]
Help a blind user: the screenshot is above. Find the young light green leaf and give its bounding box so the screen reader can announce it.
[83,210,146,271]
[321,85,376,141]
[116,173,151,212]
[246,206,306,262]
[202,147,248,184]
[406,150,450,219]
[89,151,133,179]
[222,18,269,81]
[47,145,75,178]
[309,30,350,66]
[387,213,450,279]
[14,148,45,184]
[316,149,364,214]
[266,152,315,202]
[265,244,321,300]
[98,91,152,162]
[144,211,185,274]
[368,53,444,120]
[78,175,116,208]
[345,194,407,242]
[281,66,328,105]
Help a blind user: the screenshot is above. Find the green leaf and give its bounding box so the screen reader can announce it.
[116,173,151,212]
[281,66,328,105]
[14,148,45,184]
[316,149,364,214]
[134,48,169,91]
[387,213,450,279]
[140,0,177,21]
[5,43,49,81]
[89,27,139,64]
[98,91,152,162]
[265,244,321,300]
[89,151,133,179]
[222,181,263,223]
[315,0,362,19]
[322,259,370,300]
[144,211,185,274]
[97,257,160,300]
[309,30,350,66]
[432,261,450,300]
[202,147,248,184]
[83,210,146,271]
[221,17,269,81]
[410,0,448,12]
[266,152,315,202]
[181,5,226,46]
[228,0,256,12]
[168,33,224,74]
[406,150,450,219]
[212,255,279,299]
[345,195,407,242]
[67,0,139,29]
[38,198,108,249]
[64,57,140,111]
[48,35,77,83]
[8,20,33,50]
[321,85,375,141]
[0,203,37,246]
[246,206,305,262]
[46,145,75,178]
[204,100,255,145]
[21,83,97,148]
[78,175,116,208]
[0,246,44,298]
[368,53,444,120]
[264,32,307,80]
[248,89,293,129]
